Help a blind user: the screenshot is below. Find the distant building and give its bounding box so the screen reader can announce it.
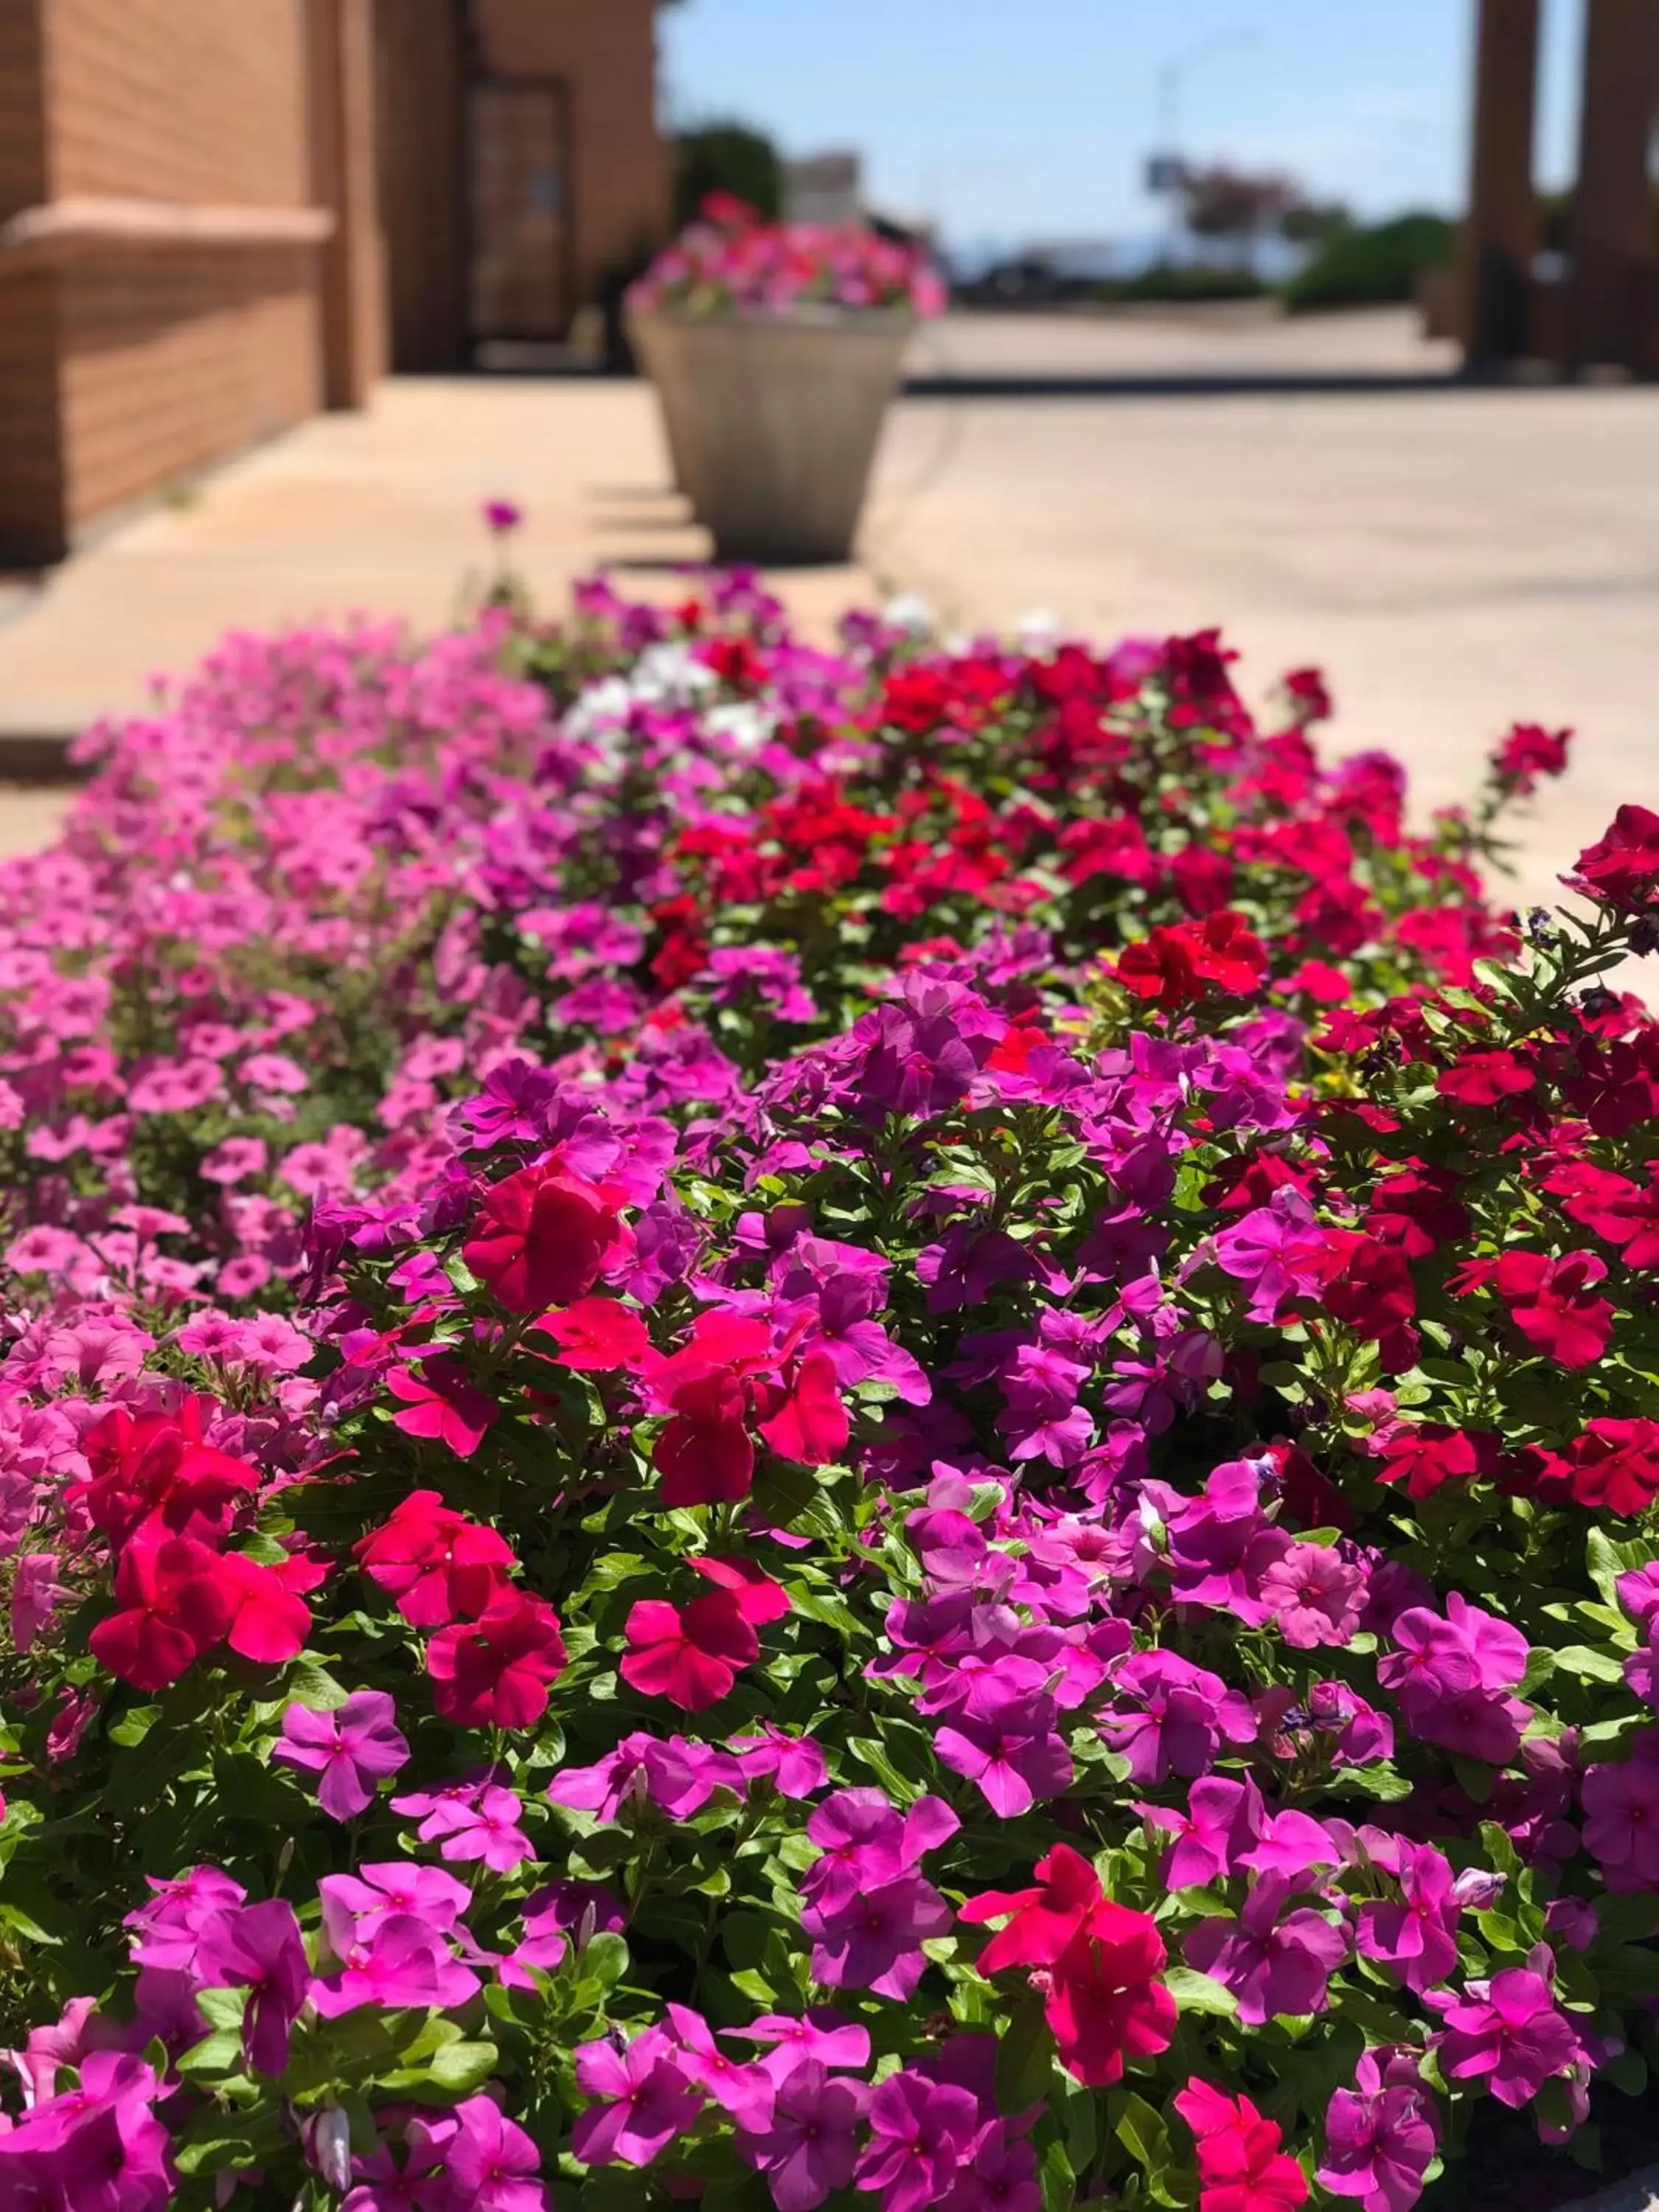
[784,153,863,229]
[0,0,672,568]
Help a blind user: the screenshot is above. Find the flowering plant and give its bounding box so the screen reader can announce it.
[628,192,946,319]
[0,560,1655,2211]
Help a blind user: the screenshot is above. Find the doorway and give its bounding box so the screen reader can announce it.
[466,77,573,344]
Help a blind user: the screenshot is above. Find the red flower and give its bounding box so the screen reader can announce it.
[1376,1424,1497,1501]
[1175,2080,1308,2212]
[1492,1250,1613,1369]
[426,1591,566,1729]
[1491,721,1571,795]
[960,1843,1176,2088]
[1366,1165,1470,1258]
[1119,912,1265,1007]
[1436,1050,1535,1107]
[353,1489,515,1627]
[650,1354,759,1508]
[757,1346,849,1468]
[1317,1232,1417,1371]
[462,1163,627,1314]
[620,1593,760,1710]
[218,1551,312,1666]
[1571,805,1659,913]
[386,1359,498,1459]
[644,1314,848,1508]
[1545,1419,1659,1515]
[688,1555,791,1622]
[79,1398,256,1549]
[533,1295,651,1372]
[88,1526,235,1691]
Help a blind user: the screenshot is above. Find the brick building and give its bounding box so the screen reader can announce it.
[0,0,669,567]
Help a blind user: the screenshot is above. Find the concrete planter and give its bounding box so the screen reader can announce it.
[626,310,698,501]
[630,308,912,564]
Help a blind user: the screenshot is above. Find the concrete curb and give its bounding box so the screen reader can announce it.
[1558,2170,1659,2212]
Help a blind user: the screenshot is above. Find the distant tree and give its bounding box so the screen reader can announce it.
[675,122,782,227]
[1178,165,1304,255]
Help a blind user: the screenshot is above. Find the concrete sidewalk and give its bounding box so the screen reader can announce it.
[0,307,1655,936]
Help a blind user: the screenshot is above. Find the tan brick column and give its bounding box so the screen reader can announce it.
[1565,0,1659,372]
[309,0,386,408]
[1460,0,1541,368]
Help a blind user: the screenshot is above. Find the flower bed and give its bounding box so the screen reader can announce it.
[0,568,1655,2211]
[627,192,945,319]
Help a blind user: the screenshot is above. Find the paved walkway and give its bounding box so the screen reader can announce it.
[1,308,1655,939]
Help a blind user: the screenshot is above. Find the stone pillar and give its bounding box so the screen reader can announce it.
[309,0,387,408]
[1460,0,1541,367]
[1565,0,1659,372]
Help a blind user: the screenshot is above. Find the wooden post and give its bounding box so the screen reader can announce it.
[1460,0,1541,367]
[310,0,387,408]
[1565,0,1659,372]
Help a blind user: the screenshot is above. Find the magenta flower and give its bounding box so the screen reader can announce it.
[1183,1873,1349,2024]
[0,2050,174,2211]
[1580,1751,1659,1890]
[1433,1966,1581,2107]
[442,2093,548,2212]
[933,1679,1074,1817]
[572,2027,703,2167]
[310,1915,481,2016]
[1318,2059,1438,2212]
[737,2060,867,2211]
[855,2070,981,2212]
[272,1691,409,1820]
[1356,1841,1460,1994]
[1139,1775,1264,1888]
[664,2004,776,2130]
[721,2007,872,2087]
[547,1733,731,1823]
[320,1862,472,1951]
[417,1782,535,1872]
[483,498,524,535]
[194,1899,309,2076]
[801,1871,953,1998]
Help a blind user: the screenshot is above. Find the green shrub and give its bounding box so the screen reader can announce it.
[1284,210,1455,313]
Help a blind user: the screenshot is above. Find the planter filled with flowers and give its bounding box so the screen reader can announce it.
[627,194,945,563]
[2,564,1659,2210]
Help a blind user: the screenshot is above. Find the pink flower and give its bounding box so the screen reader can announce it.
[310,1916,481,2016]
[272,1691,409,1820]
[573,2025,703,2167]
[1433,1966,1582,2107]
[1258,1542,1365,1648]
[1183,1872,1349,2024]
[419,1783,536,1872]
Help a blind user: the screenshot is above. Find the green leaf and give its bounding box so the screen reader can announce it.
[1113,2089,1178,2201]
[1551,1645,1627,1684]
[1040,2138,1077,2212]
[995,1992,1056,2110]
[1449,1754,1495,1804]
[107,1705,160,1747]
[1164,1964,1238,2017]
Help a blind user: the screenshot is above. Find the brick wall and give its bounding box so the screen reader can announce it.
[56,251,322,524]
[43,0,312,206]
[35,0,324,535]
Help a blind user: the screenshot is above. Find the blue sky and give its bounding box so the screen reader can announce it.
[659,0,1585,251]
